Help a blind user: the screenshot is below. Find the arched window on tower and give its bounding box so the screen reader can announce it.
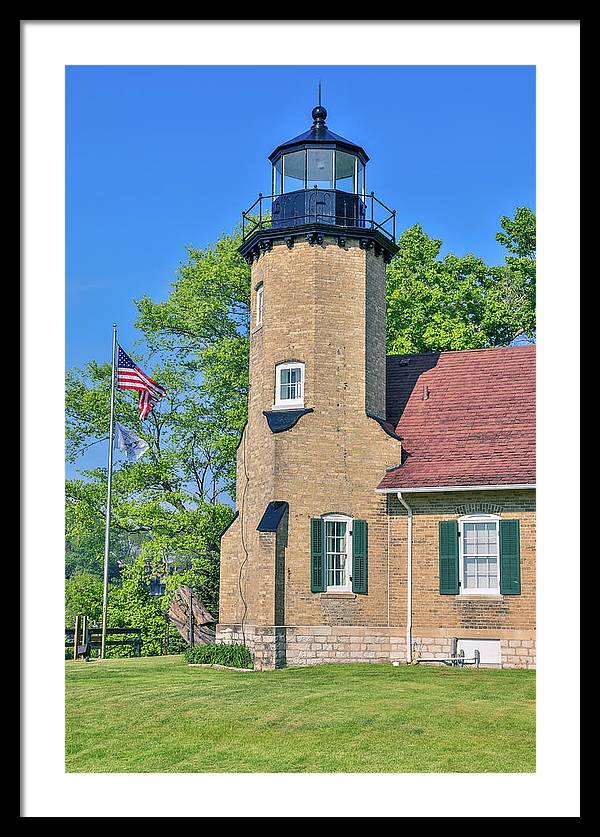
[274,361,305,409]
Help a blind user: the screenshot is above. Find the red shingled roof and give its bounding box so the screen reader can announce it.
[377,346,536,491]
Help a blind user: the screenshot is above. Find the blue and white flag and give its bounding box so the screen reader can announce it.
[115,421,149,462]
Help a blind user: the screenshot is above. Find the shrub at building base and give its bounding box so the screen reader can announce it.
[184,643,253,669]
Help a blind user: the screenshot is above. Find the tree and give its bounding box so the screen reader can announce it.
[66,354,233,620]
[135,228,250,496]
[65,571,103,626]
[105,556,169,657]
[496,206,536,258]
[491,206,536,341]
[66,476,131,579]
[386,208,536,354]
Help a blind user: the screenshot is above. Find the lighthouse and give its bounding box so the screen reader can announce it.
[217,97,402,669]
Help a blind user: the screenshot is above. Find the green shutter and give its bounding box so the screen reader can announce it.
[499,519,521,595]
[352,520,368,594]
[439,520,459,594]
[310,518,325,592]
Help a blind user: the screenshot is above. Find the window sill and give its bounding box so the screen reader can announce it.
[271,402,305,411]
[455,594,504,601]
[320,592,356,599]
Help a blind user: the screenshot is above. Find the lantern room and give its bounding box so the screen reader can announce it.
[270,106,367,197]
[239,97,398,263]
[269,103,368,230]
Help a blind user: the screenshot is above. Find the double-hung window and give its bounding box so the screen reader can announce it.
[324,514,352,592]
[274,362,304,409]
[311,516,368,594]
[459,515,500,594]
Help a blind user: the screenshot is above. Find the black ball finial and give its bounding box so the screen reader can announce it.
[312,104,327,125]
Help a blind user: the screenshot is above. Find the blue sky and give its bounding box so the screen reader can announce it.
[66,64,535,471]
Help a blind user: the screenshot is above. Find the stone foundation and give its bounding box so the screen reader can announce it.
[216,624,535,670]
[216,624,282,670]
[500,637,536,669]
[217,623,406,670]
[411,633,536,669]
[285,626,407,667]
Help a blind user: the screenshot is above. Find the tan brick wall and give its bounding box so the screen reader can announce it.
[387,491,536,636]
[364,249,387,418]
[220,237,401,631]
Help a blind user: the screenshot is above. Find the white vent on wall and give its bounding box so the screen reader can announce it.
[457,638,501,665]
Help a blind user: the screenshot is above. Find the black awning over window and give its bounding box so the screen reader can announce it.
[257,501,289,533]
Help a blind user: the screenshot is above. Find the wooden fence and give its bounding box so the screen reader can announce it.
[65,619,142,659]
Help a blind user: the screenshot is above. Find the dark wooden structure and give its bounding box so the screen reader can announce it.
[65,623,142,659]
[167,585,216,646]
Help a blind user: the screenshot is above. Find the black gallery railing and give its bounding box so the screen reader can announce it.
[242,188,396,244]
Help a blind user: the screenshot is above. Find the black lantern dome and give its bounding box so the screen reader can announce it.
[269,104,369,168]
[240,98,397,263]
[268,103,368,208]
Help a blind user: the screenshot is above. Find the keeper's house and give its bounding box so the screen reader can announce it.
[218,102,535,670]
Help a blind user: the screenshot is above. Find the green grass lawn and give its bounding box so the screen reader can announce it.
[65,655,535,773]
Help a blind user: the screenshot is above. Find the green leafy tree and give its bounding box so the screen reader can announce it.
[65,571,103,626]
[66,475,131,579]
[64,560,180,657]
[135,228,250,495]
[490,206,536,341]
[66,354,233,623]
[386,207,536,354]
[496,206,536,258]
[105,556,168,656]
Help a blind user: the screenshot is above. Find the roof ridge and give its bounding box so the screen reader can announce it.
[386,345,535,361]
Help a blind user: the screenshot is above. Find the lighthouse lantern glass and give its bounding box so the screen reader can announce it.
[357,161,365,197]
[335,151,356,193]
[273,157,283,196]
[307,149,334,189]
[282,150,305,193]
[274,148,364,196]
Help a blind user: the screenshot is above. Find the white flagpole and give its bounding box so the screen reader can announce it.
[100,323,117,659]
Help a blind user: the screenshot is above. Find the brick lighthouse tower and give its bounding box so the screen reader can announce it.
[217,97,402,669]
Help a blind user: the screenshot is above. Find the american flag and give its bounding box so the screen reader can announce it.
[117,345,167,421]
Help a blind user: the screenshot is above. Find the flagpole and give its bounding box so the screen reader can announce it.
[100,323,117,659]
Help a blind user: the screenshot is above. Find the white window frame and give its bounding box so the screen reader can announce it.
[458,514,501,596]
[255,283,264,328]
[323,514,353,592]
[274,361,305,410]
